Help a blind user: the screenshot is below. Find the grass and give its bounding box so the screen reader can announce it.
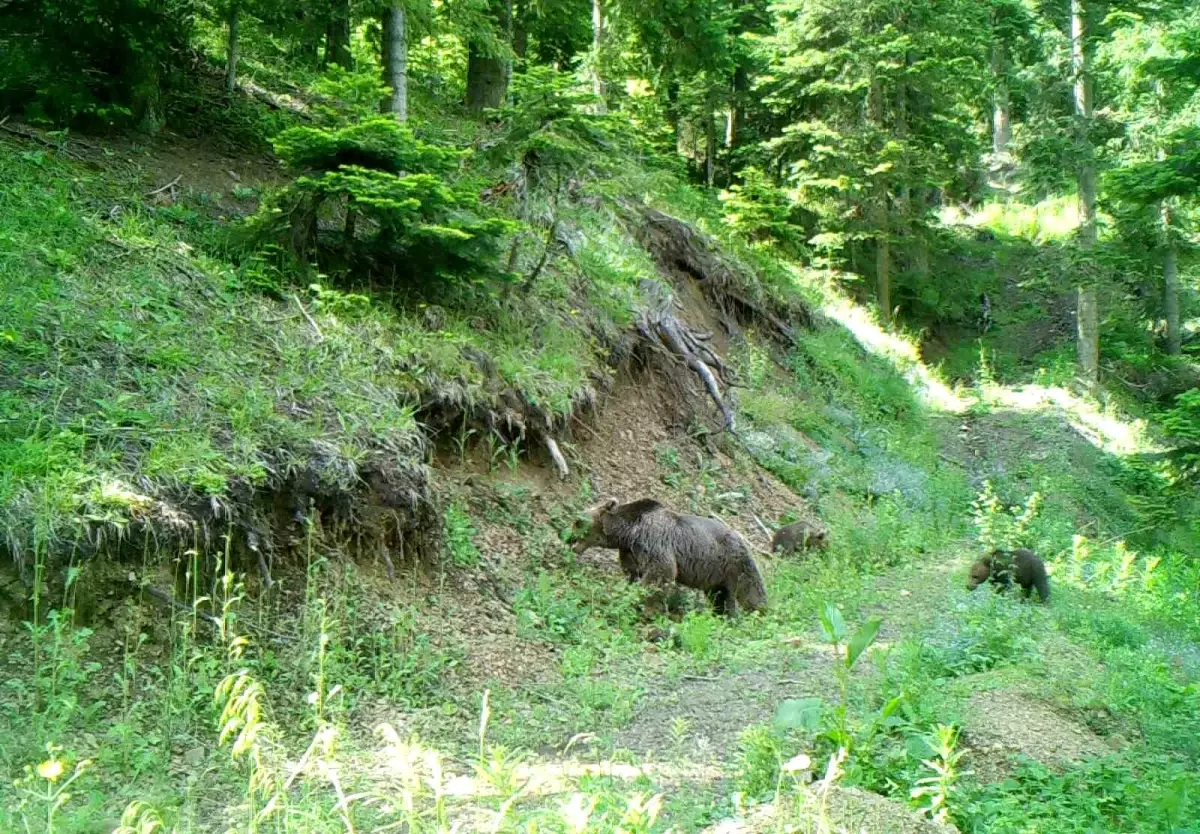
[0,141,634,567]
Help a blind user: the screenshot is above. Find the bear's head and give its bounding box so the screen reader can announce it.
[806,525,829,550]
[569,497,619,554]
[966,556,992,590]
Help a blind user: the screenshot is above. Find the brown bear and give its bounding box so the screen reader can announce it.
[771,520,829,555]
[967,548,1050,603]
[571,497,768,616]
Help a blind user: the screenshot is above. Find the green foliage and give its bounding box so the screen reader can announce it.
[734,724,785,798]
[1161,389,1200,480]
[960,754,1200,833]
[0,0,196,128]
[909,724,964,824]
[251,116,517,293]
[719,167,809,256]
[489,67,640,183]
[971,482,1043,553]
[443,503,482,567]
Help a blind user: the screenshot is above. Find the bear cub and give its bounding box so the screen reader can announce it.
[967,548,1050,603]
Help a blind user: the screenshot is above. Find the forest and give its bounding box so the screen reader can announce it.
[1,0,1199,832]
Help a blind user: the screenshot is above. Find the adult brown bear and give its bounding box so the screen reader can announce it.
[572,497,768,616]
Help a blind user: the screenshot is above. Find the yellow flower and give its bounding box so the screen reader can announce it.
[37,759,64,782]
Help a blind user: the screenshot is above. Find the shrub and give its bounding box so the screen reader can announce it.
[719,167,811,256]
[249,116,517,294]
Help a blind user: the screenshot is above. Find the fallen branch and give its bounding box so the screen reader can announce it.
[0,117,85,159]
[237,80,313,120]
[247,530,273,590]
[545,436,570,480]
[379,542,397,581]
[570,414,599,439]
[145,175,182,199]
[142,584,223,628]
[752,513,774,540]
[292,294,324,342]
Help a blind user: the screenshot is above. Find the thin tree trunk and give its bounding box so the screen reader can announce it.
[991,48,1011,157]
[989,14,1013,190]
[130,51,163,133]
[990,38,1013,191]
[666,78,682,153]
[896,69,914,279]
[870,72,890,324]
[325,0,353,70]
[1071,0,1099,389]
[293,9,322,64]
[1163,201,1181,356]
[728,64,748,184]
[381,4,408,121]
[513,0,529,60]
[504,0,514,93]
[226,3,240,94]
[705,110,717,187]
[591,0,606,109]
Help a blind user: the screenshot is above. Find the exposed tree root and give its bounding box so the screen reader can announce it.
[626,202,810,346]
[637,296,737,433]
[545,436,570,480]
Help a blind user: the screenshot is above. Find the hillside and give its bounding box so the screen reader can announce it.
[4,1,1200,826]
[2,108,1200,834]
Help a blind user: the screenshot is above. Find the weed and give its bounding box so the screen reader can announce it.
[909,724,965,823]
[735,724,785,799]
[444,502,482,568]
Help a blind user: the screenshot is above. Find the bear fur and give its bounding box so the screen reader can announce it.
[967,548,1050,603]
[771,520,829,555]
[572,497,768,616]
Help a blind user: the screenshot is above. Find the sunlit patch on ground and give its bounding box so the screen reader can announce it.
[979,383,1161,456]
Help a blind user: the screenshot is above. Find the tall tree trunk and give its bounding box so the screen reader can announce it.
[728,64,748,184]
[1163,201,1181,356]
[381,4,408,120]
[705,110,717,187]
[466,47,508,111]
[226,3,240,94]
[991,48,1012,156]
[325,0,353,69]
[513,0,529,61]
[666,78,682,153]
[1071,0,1099,389]
[870,73,890,324]
[293,9,322,64]
[590,0,606,109]
[130,51,163,133]
[466,1,511,112]
[990,37,1013,188]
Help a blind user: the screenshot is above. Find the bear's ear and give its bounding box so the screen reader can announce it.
[585,497,618,518]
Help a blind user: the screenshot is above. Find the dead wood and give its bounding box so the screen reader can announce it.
[545,436,570,480]
[237,80,313,120]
